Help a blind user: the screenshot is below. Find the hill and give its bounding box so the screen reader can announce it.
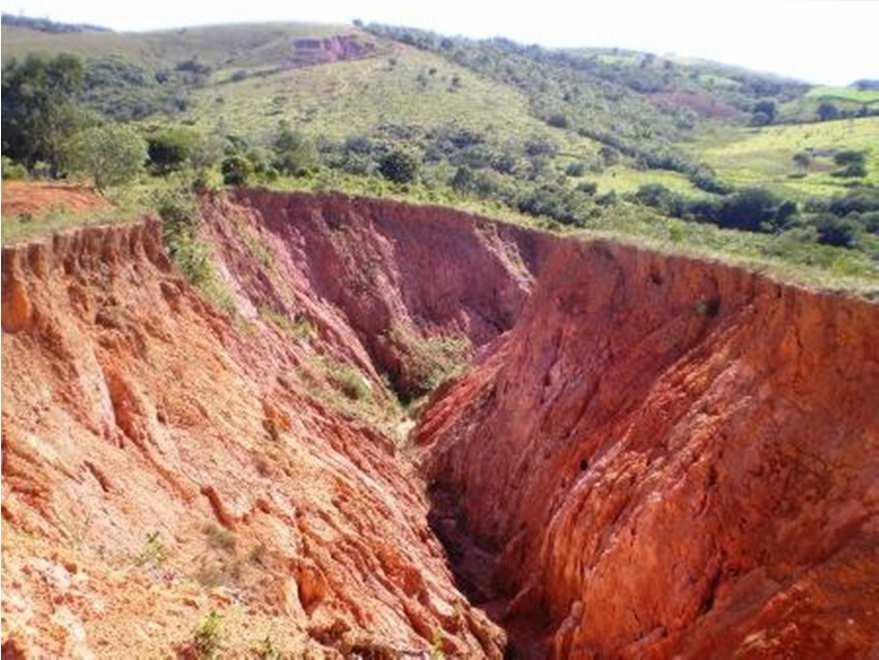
[2,18,878,287]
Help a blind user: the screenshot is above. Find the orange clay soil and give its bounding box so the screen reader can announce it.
[2,190,878,658]
[1,181,107,218]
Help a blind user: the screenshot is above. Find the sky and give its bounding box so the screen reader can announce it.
[4,0,878,85]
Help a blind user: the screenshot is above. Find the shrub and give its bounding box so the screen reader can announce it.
[857,211,879,235]
[524,136,558,158]
[154,184,199,229]
[188,133,225,184]
[546,113,569,128]
[147,128,198,174]
[192,611,223,659]
[633,183,679,215]
[450,165,474,192]
[565,161,587,177]
[272,121,318,176]
[66,124,147,190]
[517,183,591,225]
[575,181,597,195]
[331,365,370,401]
[595,190,618,206]
[221,155,252,186]
[833,163,867,178]
[813,214,859,248]
[834,150,866,167]
[135,531,169,566]
[817,102,840,121]
[689,169,733,194]
[599,146,620,167]
[1,156,28,180]
[792,151,812,169]
[716,188,784,232]
[203,524,237,552]
[379,149,420,183]
[750,100,776,126]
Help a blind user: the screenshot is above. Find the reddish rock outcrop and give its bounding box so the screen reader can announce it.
[286,34,377,68]
[416,240,879,658]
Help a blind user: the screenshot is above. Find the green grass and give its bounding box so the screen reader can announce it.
[806,86,879,105]
[571,165,702,196]
[692,117,879,198]
[171,49,583,144]
[1,23,355,69]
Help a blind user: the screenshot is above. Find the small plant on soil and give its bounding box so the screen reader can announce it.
[135,531,168,566]
[192,610,223,659]
[255,635,282,659]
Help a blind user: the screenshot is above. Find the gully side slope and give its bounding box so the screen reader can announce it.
[3,191,878,658]
[1,192,556,658]
[417,239,879,658]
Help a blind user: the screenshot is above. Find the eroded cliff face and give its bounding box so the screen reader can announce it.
[416,240,879,658]
[0,193,554,658]
[2,192,877,658]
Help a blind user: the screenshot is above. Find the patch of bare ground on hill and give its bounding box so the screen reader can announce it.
[1,181,107,218]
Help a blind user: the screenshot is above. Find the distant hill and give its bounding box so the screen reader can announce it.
[2,17,876,203]
[852,79,879,91]
[1,13,111,33]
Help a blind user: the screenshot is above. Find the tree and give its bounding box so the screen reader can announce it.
[817,102,840,122]
[547,113,569,129]
[379,149,420,183]
[188,132,225,174]
[792,151,812,170]
[717,188,782,232]
[66,124,147,190]
[147,128,198,174]
[272,121,318,176]
[751,100,777,125]
[832,150,867,178]
[814,214,858,248]
[221,155,252,186]
[833,150,866,167]
[2,54,86,175]
[451,165,474,192]
[599,145,620,167]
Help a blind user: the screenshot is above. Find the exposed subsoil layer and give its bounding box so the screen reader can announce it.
[2,190,878,658]
[1,181,107,218]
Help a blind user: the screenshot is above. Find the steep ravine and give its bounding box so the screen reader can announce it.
[2,191,877,658]
[416,239,879,658]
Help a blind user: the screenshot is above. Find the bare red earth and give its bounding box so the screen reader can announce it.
[2,192,878,658]
[417,240,879,658]
[286,34,377,68]
[1,181,107,218]
[1,192,553,657]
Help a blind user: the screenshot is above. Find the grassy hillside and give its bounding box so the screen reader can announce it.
[694,117,879,198]
[3,19,878,292]
[1,23,354,68]
[806,85,879,105]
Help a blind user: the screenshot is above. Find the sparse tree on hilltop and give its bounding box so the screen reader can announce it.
[66,124,147,190]
[2,53,87,176]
